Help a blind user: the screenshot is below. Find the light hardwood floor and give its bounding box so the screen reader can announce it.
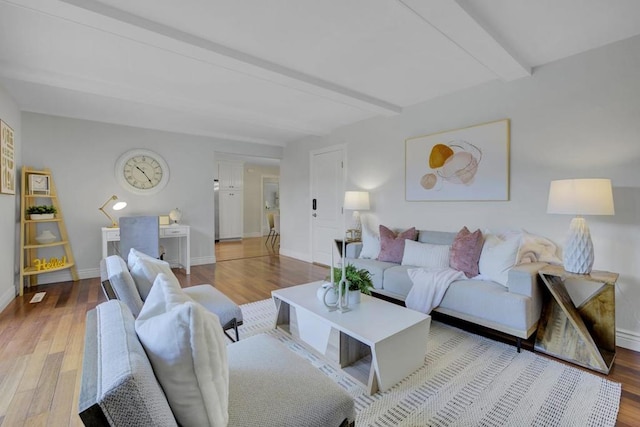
[0,237,638,426]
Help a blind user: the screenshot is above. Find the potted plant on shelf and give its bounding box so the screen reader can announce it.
[27,205,57,220]
[327,264,374,305]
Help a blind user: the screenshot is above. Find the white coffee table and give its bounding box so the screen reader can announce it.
[272,281,431,394]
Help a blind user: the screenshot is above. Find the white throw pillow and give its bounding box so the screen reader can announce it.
[401,240,451,269]
[135,273,229,427]
[478,232,522,286]
[127,247,161,270]
[129,255,174,300]
[359,225,380,259]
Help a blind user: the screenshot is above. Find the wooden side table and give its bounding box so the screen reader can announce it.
[535,265,618,374]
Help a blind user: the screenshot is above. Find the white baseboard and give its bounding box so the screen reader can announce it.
[0,286,16,313]
[616,328,640,352]
[243,231,263,238]
[191,256,215,266]
[279,248,312,263]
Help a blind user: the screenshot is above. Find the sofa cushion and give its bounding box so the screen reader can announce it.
[227,334,355,426]
[401,240,450,269]
[418,230,457,245]
[382,265,416,297]
[478,232,521,286]
[127,247,161,270]
[183,284,243,328]
[378,225,417,263]
[438,279,531,333]
[129,254,174,300]
[104,255,144,317]
[359,224,380,259]
[79,300,177,426]
[449,227,483,278]
[345,258,397,289]
[135,273,229,427]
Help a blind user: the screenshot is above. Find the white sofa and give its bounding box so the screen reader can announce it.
[345,230,547,348]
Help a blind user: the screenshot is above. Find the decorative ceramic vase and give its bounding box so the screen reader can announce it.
[318,284,338,306]
[348,290,361,305]
[35,230,57,244]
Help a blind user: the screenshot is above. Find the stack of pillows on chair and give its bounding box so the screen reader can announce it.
[128,249,230,425]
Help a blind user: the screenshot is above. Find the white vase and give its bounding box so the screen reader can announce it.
[317,284,338,305]
[30,213,54,220]
[348,290,361,305]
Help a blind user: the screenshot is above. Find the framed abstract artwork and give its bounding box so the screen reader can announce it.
[405,119,510,201]
[1,120,15,195]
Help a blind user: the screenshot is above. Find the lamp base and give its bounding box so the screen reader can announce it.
[563,217,594,274]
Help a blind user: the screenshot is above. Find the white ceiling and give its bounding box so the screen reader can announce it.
[1,0,640,147]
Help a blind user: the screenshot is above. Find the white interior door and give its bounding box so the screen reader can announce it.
[310,146,344,266]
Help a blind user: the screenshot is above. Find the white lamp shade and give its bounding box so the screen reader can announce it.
[547,179,614,216]
[547,178,614,274]
[344,191,370,211]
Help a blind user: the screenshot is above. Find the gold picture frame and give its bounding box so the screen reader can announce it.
[0,120,15,195]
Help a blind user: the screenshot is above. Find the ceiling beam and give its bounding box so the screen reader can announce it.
[398,0,531,81]
[56,0,402,116]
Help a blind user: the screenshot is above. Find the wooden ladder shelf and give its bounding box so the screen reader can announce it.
[19,167,78,296]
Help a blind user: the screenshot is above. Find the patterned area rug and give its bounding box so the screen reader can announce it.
[236,299,621,427]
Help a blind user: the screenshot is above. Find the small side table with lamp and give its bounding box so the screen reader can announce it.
[535,178,617,374]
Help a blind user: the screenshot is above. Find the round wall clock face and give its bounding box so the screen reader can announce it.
[115,149,170,195]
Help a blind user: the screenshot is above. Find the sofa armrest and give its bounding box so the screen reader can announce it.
[506,262,548,297]
[345,242,362,259]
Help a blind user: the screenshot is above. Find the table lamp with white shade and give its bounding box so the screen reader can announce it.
[343,191,370,239]
[547,179,615,274]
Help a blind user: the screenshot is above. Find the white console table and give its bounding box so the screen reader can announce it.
[101,225,190,274]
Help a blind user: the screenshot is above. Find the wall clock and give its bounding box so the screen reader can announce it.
[115,149,170,195]
[29,174,50,195]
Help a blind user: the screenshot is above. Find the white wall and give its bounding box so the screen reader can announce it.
[21,113,282,282]
[281,35,640,349]
[0,85,20,311]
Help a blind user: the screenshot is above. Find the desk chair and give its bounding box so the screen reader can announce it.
[119,216,159,259]
[271,213,280,249]
[265,212,276,247]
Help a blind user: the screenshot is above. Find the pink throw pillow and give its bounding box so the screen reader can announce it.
[377,226,418,263]
[449,226,483,278]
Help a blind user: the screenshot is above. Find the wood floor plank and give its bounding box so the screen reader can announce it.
[0,355,29,418]
[27,352,64,417]
[0,237,637,425]
[1,389,34,426]
[48,370,77,426]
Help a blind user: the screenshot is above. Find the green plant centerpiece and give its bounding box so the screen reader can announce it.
[327,264,374,295]
[27,205,57,215]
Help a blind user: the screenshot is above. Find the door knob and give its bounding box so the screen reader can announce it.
[312,213,317,217]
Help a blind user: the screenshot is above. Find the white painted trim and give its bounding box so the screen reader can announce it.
[59,0,402,116]
[616,328,640,352]
[243,231,263,238]
[279,248,312,263]
[0,286,16,313]
[191,256,216,266]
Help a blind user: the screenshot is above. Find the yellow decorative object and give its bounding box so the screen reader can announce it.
[428,143,454,168]
[33,256,67,271]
